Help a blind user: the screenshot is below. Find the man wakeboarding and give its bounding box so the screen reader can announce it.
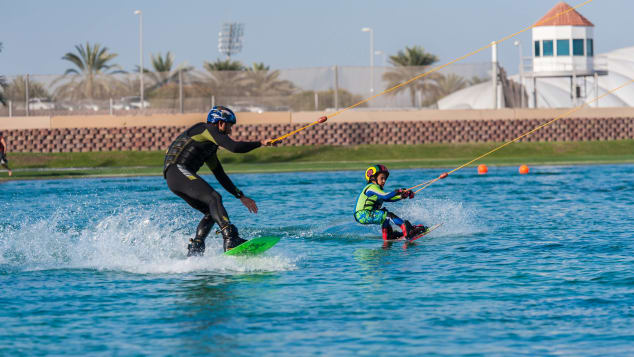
[354,164,429,241]
[164,106,273,256]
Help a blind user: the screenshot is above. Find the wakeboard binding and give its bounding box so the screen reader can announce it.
[187,238,206,257]
[401,220,429,240]
[221,224,248,252]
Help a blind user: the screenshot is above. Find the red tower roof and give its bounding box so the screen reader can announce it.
[534,2,594,27]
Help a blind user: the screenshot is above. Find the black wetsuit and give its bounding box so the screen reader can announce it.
[164,122,261,242]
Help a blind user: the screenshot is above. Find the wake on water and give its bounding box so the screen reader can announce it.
[0,207,298,275]
[320,197,483,239]
[0,197,480,275]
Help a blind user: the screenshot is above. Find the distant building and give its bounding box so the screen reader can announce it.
[438,2,634,109]
[532,1,595,76]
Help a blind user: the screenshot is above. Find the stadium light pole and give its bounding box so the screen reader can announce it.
[134,10,144,109]
[514,40,524,108]
[361,27,374,93]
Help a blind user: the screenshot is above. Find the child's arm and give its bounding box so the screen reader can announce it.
[366,187,402,201]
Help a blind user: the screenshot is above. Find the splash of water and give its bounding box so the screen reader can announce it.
[0,207,297,274]
[397,197,482,236]
[311,197,482,238]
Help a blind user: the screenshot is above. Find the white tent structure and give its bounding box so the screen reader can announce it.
[438,47,634,109]
[439,1,634,109]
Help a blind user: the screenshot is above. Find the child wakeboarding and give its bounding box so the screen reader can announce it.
[354,164,428,241]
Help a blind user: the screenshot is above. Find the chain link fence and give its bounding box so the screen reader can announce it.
[0,63,491,117]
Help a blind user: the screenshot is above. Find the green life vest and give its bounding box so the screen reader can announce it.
[355,183,383,213]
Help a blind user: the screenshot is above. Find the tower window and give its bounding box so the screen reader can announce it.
[586,39,594,56]
[557,39,570,56]
[573,39,584,56]
[543,40,553,56]
[534,41,541,57]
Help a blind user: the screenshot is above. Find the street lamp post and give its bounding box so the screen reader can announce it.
[374,50,386,66]
[361,27,374,93]
[134,10,144,110]
[514,40,524,108]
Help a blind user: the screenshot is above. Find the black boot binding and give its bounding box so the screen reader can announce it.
[221,224,247,252]
[187,238,205,257]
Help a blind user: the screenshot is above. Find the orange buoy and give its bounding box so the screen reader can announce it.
[477,164,488,175]
[519,164,529,175]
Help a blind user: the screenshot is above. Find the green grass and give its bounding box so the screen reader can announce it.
[2,140,634,180]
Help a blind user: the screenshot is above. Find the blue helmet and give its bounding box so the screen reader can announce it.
[207,106,237,124]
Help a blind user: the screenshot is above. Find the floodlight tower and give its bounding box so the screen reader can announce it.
[218,22,244,60]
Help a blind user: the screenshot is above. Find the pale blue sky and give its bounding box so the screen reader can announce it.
[1,0,632,76]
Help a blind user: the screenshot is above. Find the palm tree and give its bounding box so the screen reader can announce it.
[428,73,468,104]
[204,59,245,71]
[0,76,6,106]
[241,62,295,98]
[290,89,366,111]
[5,76,50,102]
[382,46,439,107]
[54,42,124,100]
[136,51,193,91]
[468,75,489,86]
[198,59,247,97]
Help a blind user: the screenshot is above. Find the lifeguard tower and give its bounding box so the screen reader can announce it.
[528,2,607,107]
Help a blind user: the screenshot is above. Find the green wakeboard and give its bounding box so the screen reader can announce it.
[224,236,280,256]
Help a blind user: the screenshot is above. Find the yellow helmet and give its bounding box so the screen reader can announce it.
[365,164,389,182]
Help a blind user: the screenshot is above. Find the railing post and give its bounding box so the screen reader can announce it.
[110,98,113,115]
[333,65,339,110]
[314,92,318,110]
[491,42,498,109]
[9,100,12,117]
[25,74,30,117]
[594,72,599,108]
[178,69,183,113]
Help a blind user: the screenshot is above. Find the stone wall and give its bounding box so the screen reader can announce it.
[3,116,633,152]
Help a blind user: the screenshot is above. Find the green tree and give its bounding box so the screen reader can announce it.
[382,46,439,107]
[54,42,124,100]
[468,75,489,86]
[198,59,247,97]
[428,73,468,104]
[241,62,295,98]
[289,89,366,111]
[204,59,245,71]
[5,76,50,102]
[137,51,193,90]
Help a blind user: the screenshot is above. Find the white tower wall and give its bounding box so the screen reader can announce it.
[533,26,594,75]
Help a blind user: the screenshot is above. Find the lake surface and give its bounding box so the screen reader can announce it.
[1,165,633,356]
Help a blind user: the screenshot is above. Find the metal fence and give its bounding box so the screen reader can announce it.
[0,63,491,117]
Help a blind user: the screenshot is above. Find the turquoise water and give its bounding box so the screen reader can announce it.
[1,165,633,356]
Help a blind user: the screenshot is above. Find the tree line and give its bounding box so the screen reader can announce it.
[0,42,486,110]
